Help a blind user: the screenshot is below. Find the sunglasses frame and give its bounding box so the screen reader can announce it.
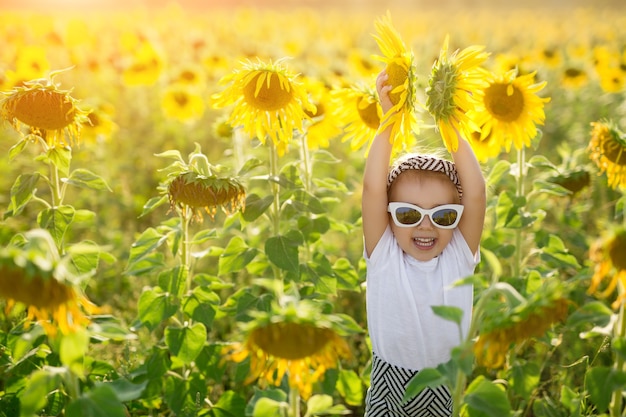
[387,202,464,229]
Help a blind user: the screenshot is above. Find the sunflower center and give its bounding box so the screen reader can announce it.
[251,322,333,360]
[173,92,190,107]
[243,71,293,111]
[386,61,408,105]
[357,97,380,129]
[484,83,524,122]
[608,230,626,271]
[600,132,626,165]
[9,89,77,131]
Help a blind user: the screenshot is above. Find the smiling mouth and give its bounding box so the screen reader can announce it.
[413,237,436,249]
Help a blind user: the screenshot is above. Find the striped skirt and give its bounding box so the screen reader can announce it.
[365,355,453,417]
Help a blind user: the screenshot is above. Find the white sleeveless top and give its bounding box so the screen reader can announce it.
[365,226,479,371]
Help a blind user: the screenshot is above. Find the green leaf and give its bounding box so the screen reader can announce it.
[219,236,259,274]
[253,397,289,417]
[510,362,540,398]
[585,367,626,413]
[183,286,220,329]
[336,369,363,407]
[265,233,301,274]
[209,390,248,417]
[463,375,512,417]
[19,367,66,417]
[431,305,463,326]
[158,266,187,298]
[125,227,167,274]
[403,368,446,404]
[66,384,127,417]
[8,137,30,160]
[333,258,360,290]
[137,287,178,331]
[242,193,274,222]
[139,195,168,218]
[302,256,337,296]
[290,190,325,214]
[37,205,75,247]
[495,192,534,229]
[7,172,41,217]
[46,146,72,176]
[298,215,330,242]
[245,388,288,416]
[532,179,571,197]
[60,329,89,375]
[104,379,147,402]
[63,168,112,191]
[566,301,613,329]
[237,156,264,176]
[164,322,207,364]
[486,160,511,187]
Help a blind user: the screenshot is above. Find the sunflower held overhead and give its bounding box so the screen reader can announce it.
[372,12,419,154]
[426,36,490,152]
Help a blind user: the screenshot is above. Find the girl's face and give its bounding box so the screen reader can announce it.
[388,171,460,262]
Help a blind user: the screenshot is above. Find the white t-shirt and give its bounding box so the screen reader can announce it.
[365,226,479,371]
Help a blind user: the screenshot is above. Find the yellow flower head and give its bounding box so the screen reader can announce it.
[1,69,88,147]
[0,230,100,337]
[121,41,165,87]
[588,120,626,189]
[589,227,626,309]
[468,69,550,152]
[82,101,118,143]
[302,77,341,150]
[332,84,381,153]
[372,12,419,154]
[473,282,568,369]
[223,293,357,400]
[211,58,315,150]
[161,84,205,123]
[161,143,246,222]
[426,35,490,152]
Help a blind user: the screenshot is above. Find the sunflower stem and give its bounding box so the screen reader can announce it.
[289,386,300,417]
[49,162,63,208]
[181,205,192,292]
[514,146,526,279]
[268,141,283,281]
[609,281,626,417]
[299,133,312,192]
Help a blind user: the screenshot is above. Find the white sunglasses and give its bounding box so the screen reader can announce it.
[387,202,464,229]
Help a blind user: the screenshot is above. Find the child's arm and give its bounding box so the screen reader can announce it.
[362,70,394,257]
[451,136,486,256]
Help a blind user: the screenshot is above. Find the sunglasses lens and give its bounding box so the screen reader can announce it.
[395,207,422,225]
[432,208,459,226]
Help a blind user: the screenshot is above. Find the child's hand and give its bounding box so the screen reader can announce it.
[376,70,394,115]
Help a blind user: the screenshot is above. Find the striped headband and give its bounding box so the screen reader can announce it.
[387,154,463,199]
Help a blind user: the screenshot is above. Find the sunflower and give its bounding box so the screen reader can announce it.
[161,84,205,123]
[474,292,568,369]
[0,69,89,147]
[426,36,490,152]
[467,69,550,152]
[561,66,589,90]
[211,58,315,151]
[223,295,356,400]
[121,41,165,87]
[468,128,502,162]
[588,120,626,189]
[332,84,381,153]
[161,143,246,222]
[596,65,625,93]
[82,101,117,143]
[588,227,626,309]
[0,230,100,337]
[168,171,245,222]
[372,12,419,154]
[302,77,341,150]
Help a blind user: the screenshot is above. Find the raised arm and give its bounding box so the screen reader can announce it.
[362,71,394,257]
[451,135,486,256]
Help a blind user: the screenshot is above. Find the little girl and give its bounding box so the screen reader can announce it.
[362,70,486,416]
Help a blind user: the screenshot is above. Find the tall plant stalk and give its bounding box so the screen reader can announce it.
[514,146,526,279]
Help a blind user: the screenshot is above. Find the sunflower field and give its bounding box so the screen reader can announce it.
[1,1,626,416]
